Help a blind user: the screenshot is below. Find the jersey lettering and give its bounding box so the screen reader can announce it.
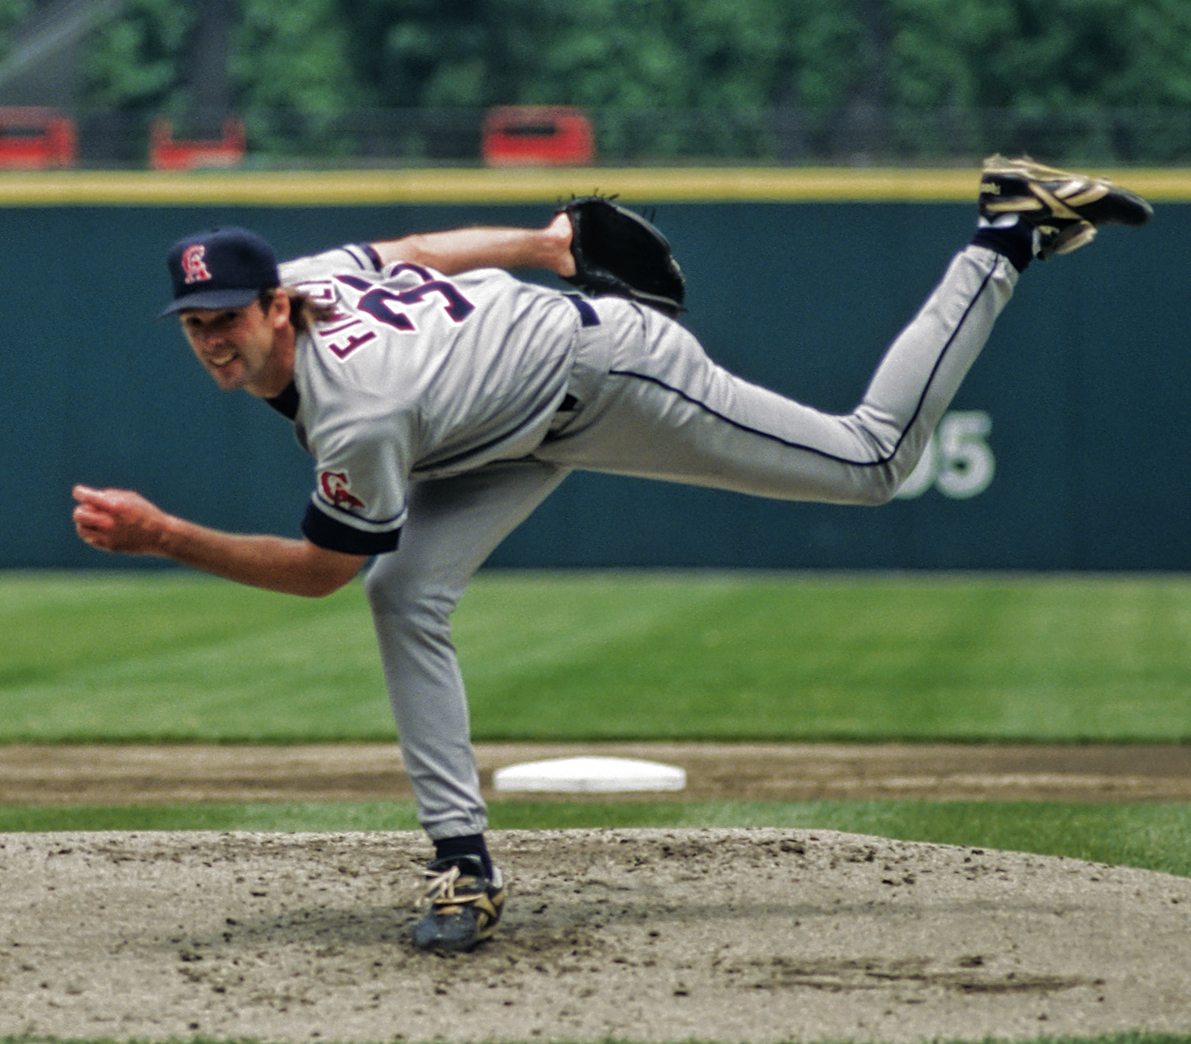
[334,270,476,340]
[382,280,475,322]
[325,328,379,360]
[356,288,419,331]
[316,313,381,359]
[292,278,337,307]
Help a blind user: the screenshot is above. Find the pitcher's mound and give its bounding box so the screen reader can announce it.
[1,827,1189,1043]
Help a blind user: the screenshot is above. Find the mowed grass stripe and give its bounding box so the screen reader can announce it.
[0,572,389,740]
[1,570,1191,742]
[460,573,1191,742]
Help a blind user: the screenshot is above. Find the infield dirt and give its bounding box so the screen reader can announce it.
[3,740,1191,804]
[1,742,1190,1042]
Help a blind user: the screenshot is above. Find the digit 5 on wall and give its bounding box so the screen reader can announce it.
[894,410,995,500]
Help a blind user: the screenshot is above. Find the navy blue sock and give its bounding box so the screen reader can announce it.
[434,834,493,877]
[971,221,1033,273]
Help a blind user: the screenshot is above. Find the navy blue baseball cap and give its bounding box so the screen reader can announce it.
[160,226,280,317]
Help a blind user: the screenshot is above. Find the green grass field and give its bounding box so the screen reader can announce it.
[5,569,1191,743]
[2,569,1191,881]
[3,569,1191,1044]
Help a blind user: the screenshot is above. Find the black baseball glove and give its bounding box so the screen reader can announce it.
[559,195,685,318]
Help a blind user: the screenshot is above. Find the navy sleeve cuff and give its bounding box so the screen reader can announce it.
[301,502,400,556]
[357,243,384,270]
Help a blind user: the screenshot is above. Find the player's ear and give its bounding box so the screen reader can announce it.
[268,288,290,328]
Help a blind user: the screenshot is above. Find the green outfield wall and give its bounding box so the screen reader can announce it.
[5,168,1189,571]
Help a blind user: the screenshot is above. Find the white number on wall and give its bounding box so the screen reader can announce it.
[894,410,995,500]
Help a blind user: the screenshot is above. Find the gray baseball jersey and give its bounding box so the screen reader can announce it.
[272,241,1017,842]
[277,246,585,555]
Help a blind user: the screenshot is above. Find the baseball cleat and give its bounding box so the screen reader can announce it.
[979,154,1153,260]
[411,855,506,952]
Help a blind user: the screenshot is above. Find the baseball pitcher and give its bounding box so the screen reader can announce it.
[73,156,1151,952]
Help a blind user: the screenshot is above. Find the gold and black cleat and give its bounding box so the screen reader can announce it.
[979,154,1153,260]
[411,856,506,952]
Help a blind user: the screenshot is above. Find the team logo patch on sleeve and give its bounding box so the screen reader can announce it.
[319,470,367,511]
[182,244,212,284]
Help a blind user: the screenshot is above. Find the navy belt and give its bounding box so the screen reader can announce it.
[556,294,597,417]
[564,293,600,327]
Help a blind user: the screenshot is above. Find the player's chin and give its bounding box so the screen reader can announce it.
[206,360,247,391]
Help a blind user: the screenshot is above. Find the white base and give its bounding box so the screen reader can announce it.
[493,756,687,793]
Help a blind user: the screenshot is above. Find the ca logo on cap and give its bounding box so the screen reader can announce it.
[182,244,212,284]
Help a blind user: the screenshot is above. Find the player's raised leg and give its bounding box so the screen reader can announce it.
[538,159,1150,504]
[539,243,1014,504]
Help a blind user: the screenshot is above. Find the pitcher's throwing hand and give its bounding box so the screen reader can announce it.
[72,485,171,555]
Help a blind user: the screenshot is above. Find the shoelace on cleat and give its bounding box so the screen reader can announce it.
[419,862,486,909]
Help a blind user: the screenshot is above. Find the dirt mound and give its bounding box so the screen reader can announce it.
[1,827,1189,1042]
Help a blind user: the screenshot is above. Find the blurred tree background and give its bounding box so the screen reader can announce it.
[5,0,1191,164]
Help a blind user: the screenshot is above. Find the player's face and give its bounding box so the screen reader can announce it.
[178,295,289,396]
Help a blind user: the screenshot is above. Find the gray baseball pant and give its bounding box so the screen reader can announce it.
[364,245,1017,839]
